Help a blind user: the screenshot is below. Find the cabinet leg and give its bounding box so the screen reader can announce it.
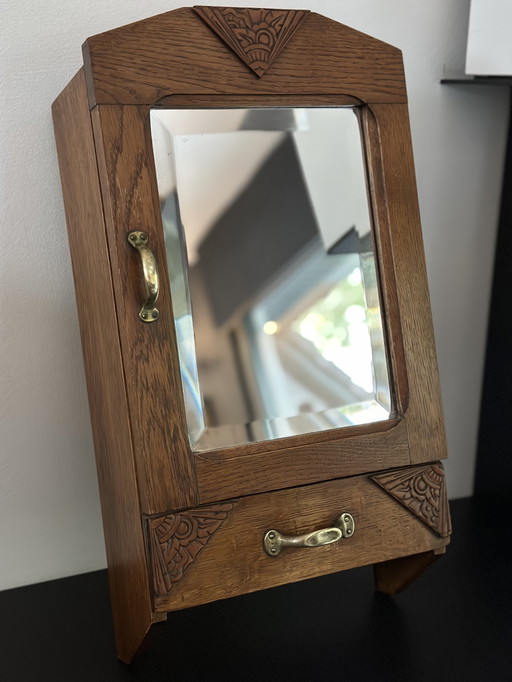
[373,548,445,595]
[115,612,167,664]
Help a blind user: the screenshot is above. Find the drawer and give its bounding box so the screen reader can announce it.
[148,463,450,612]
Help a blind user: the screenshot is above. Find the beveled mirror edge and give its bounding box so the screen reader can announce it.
[360,105,410,415]
[151,105,394,452]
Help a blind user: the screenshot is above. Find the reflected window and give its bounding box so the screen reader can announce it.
[242,238,389,439]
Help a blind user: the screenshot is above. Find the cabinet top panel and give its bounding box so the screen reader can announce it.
[82,7,406,107]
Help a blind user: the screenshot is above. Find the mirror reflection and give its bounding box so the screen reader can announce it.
[151,108,392,451]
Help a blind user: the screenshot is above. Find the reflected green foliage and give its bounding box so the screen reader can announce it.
[293,267,373,392]
[294,267,368,349]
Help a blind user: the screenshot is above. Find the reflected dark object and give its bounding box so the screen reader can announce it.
[327,226,373,255]
[198,136,316,326]
[151,107,392,450]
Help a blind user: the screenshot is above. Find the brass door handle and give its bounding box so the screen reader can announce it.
[128,231,160,322]
[264,513,355,556]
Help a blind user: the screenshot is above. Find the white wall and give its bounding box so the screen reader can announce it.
[0,0,509,590]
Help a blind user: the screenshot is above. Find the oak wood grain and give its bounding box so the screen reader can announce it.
[152,472,448,612]
[91,104,199,514]
[52,70,153,663]
[195,419,411,503]
[82,9,407,107]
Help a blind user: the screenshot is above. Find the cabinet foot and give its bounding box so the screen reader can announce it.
[373,548,445,595]
[116,613,167,664]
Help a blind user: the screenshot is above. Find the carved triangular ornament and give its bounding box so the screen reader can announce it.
[194,6,309,77]
[149,503,236,598]
[371,464,451,538]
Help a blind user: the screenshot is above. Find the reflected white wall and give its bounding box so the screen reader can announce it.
[293,109,371,250]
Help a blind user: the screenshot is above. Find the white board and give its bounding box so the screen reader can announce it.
[466,0,512,75]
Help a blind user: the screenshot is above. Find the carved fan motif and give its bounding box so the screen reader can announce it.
[149,503,236,598]
[194,6,309,77]
[371,463,451,537]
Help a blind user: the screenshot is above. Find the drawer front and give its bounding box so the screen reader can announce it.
[148,464,450,612]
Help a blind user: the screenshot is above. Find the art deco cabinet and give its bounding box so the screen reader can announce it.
[53,6,451,662]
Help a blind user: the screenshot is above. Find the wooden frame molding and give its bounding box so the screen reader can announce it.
[371,463,452,538]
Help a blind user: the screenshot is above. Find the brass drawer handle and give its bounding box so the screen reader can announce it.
[264,513,355,556]
[128,231,159,322]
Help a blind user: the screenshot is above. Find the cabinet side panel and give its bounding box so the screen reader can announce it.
[52,70,153,663]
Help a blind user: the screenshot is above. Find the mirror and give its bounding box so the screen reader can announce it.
[151,107,392,451]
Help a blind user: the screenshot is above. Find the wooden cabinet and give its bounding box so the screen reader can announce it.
[53,7,450,663]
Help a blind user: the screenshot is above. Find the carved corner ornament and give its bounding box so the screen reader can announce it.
[371,463,451,538]
[194,6,309,77]
[148,503,236,599]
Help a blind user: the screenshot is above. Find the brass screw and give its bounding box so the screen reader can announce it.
[152,311,158,319]
[142,312,148,320]
[271,548,277,554]
[268,532,275,539]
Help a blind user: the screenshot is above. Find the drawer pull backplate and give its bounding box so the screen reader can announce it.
[264,513,355,557]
